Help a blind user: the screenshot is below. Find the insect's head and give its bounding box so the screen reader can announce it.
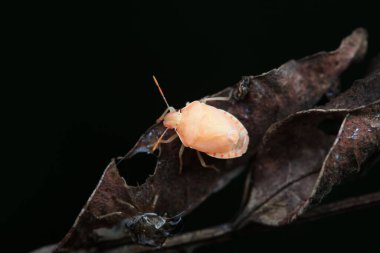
[152,75,182,129]
[152,75,182,152]
[163,109,182,129]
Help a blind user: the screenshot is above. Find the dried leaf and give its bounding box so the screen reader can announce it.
[55,28,368,251]
[238,56,379,226]
[124,27,368,216]
[324,55,379,109]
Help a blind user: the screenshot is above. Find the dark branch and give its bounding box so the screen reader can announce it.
[30,191,380,253]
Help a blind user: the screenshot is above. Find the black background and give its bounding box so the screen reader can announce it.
[3,1,380,252]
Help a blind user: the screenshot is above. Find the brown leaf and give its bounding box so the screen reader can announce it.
[312,102,380,203]
[124,27,368,216]
[55,28,368,251]
[238,56,379,226]
[324,54,379,109]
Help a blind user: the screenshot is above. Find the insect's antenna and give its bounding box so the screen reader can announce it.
[153,75,171,109]
[152,128,169,151]
[169,210,185,220]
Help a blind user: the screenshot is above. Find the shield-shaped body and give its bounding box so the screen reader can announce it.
[176,101,249,159]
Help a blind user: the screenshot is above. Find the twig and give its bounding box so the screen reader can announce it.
[30,191,380,253]
[108,192,380,253]
[300,191,380,221]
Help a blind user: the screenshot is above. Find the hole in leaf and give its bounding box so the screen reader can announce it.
[117,153,157,186]
[315,94,330,106]
[317,118,343,135]
[315,87,340,106]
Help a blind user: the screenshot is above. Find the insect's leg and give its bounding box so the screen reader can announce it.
[160,133,178,143]
[156,107,170,123]
[200,89,233,104]
[196,151,219,172]
[96,211,124,220]
[151,194,159,210]
[178,144,185,174]
[152,128,169,151]
[152,131,178,151]
[115,198,138,210]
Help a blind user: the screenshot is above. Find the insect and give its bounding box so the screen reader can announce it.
[152,76,249,173]
[94,195,183,247]
[94,212,182,247]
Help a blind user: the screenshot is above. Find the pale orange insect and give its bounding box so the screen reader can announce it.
[152,76,249,173]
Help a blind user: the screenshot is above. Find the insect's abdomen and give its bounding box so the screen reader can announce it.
[177,101,249,158]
